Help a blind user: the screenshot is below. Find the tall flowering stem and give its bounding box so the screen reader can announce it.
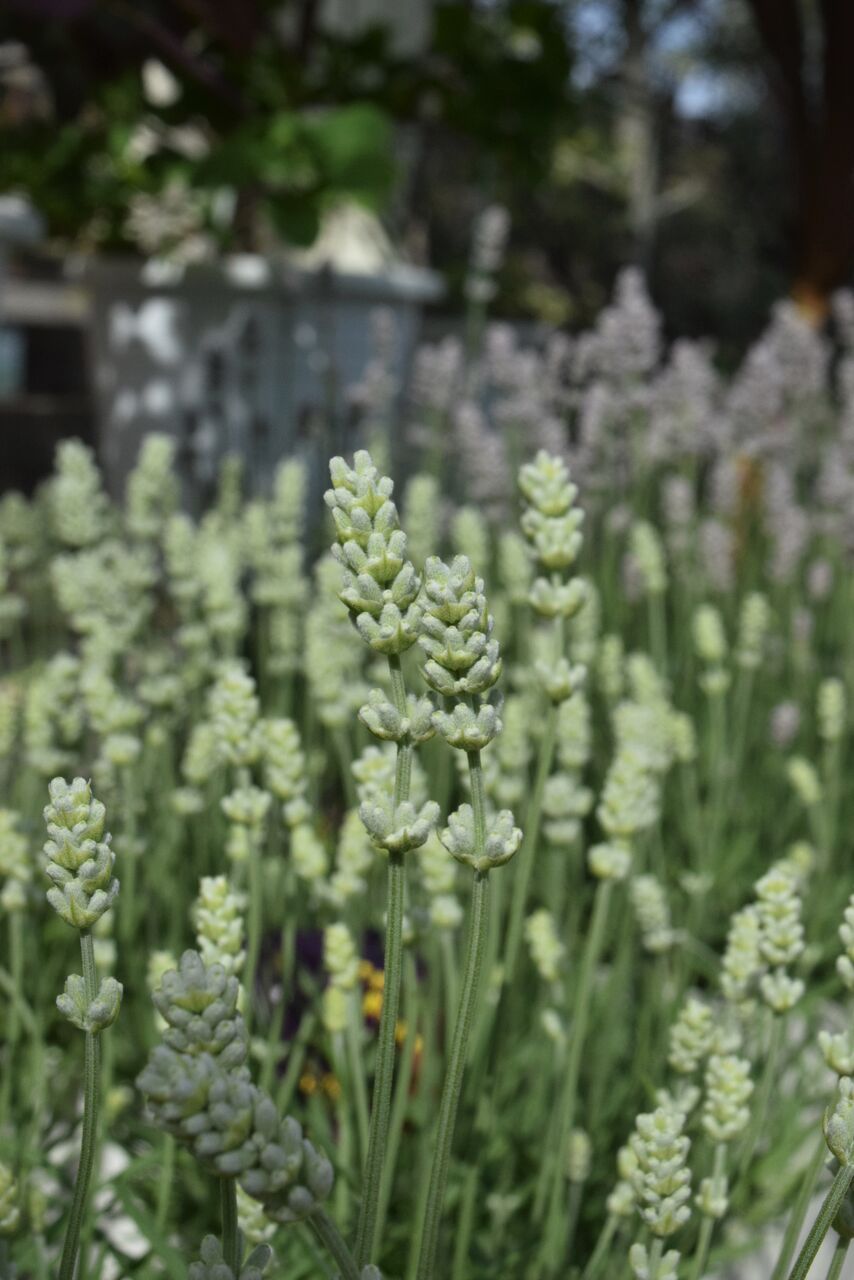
[504,451,586,984]
[43,778,122,1280]
[325,452,437,1266]
[414,556,521,1278]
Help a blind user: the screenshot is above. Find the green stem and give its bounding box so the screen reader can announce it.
[57,931,101,1280]
[415,758,490,1280]
[308,1207,361,1280]
[154,1135,175,1235]
[771,1134,829,1280]
[354,651,411,1268]
[737,1014,783,1182]
[346,993,371,1163]
[580,1214,619,1280]
[220,1177,240,1274]
[244,824,263,1032]
[687,1145,727,1280]
[503,707,557,983]
[787,1164,854,1280]
[0,912,23,1125]
[452,1165,479,1280]
[374,954,419,1247]
[537,879,613,1247]
[826,1235,849,1280]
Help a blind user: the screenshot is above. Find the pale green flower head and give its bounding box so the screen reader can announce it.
[631,874,677,954]
[153,950,247,1066]
[837,895,854,991]
[359,690,436,746]
[702,1054,753,1143]
[360,796,439,855]
[43,776,119,929]
[598,749,660,843]
[525,908,565,983]
[787,756,822,808]
[440,804,522,872]
[326,451,421,655]
[668,997,715,1076]
[208,663,262,769]
[420,556,502,698]
[720,905,763,1008]
[693,603,728,666]
[629,1242,680,1280]
[567,1129,592,1183]
[324,923,360,991]
[194,876,246,977]
[629,521,667,596]
[736,592,771,670]
[818,677,847,743]
[755,864,804,968]
[628,1102,692,1238]
[57,973,122,1033]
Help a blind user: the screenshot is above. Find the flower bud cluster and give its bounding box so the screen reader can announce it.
[755,864,805,1012]
[525,909,565,982]
[628,1101,692,1237]
[629,521,667,597]
[668,997,715,1075]
[542,772,593,848]
[720,905,763,1009]
[598,750,660,845]
[818,677,847,743]
[693,604,730,695]
[629,1243,680,1280]
[440,804,521,873]
[43,777,119,929]
[325,451,421,656]
[189,1235,272,1280]
[702,1054,753,1143]
[786,756,822,808]
[736,592,771,670]
[139,951,334,1224]
[825,1077,854,1166]
[0,808,31,913]
[194,876,246,978]
[126,433,179,543]
[209,664,262,770]
[631,875,677,954]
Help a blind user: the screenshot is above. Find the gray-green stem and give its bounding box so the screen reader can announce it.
[57,931,101,1280]
[537,878,613,1248]
[687,1145,727,1280]
[415,751,491,1280]
[220,1177,240,1273]
[787,1164,854,1280]
[309,1206,361,1280]
[771,1134,829,1280]
[827,1234,850,1280]
[503,706,557,983]
[354,651,411,1268]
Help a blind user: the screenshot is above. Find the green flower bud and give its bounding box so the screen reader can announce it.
[702,1054,753,1143]
[236,1184,275,1246]
[588,841,631,881]
[0,1164,20,1236]
[759,970,804,1012]
[440,804,521,872]
[432,702,502,751]
[629,1102,692,1237]
[736,592,771,670]
[819,1030,854,1077]
[528,576,587,621]
[567,1130,592,1183]
[818,677,847,743]
[535,656,587,705]
[787,756,822,808]
[839,896,854,992]
[825,1078,854,1166]
[631,875,677,954]
[668,997,715,1076]
[43,777,119,929]
[360,796,439,855]
[57,973,123,1033]
[693,604,728,666]
[629,522,667,596]
[153,950,247,1066]
[525,909,565,982]
[189,1234,272,1280]
[194,877,246,978]
[695,1174,729,1220]
[419,557,502,698]
[324,923,360,991]
[358,690,436,745]
[629,1242,680,1280]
